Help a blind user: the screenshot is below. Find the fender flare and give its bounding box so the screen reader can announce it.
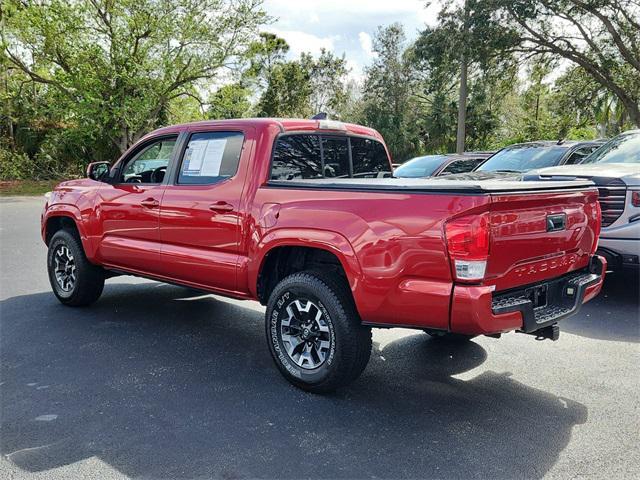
[42,204,97,260]
[248,228,364,304]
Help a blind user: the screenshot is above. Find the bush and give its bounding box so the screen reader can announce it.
[0,144,34,180]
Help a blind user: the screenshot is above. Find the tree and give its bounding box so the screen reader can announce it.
[246,32,290,89]
[414,0,517,152]
[306,49,349,117]
[257,60,313,118]
[486,0,640,126]
[2,0,267,154]
[359,24,421,161]
[208,83,251,119]
[255,48,349,119]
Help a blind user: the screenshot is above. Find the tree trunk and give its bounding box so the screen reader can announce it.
[625,100,640,128]
[456,0,469,154]
[456,55,468,154]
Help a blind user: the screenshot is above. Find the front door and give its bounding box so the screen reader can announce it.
[158,129,251,293]
[97,135,178,275]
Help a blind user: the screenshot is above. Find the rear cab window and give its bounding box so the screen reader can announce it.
[271,133,391,181]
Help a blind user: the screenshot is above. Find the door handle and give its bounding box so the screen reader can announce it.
[140,198,159,208]
[209,201,234,213]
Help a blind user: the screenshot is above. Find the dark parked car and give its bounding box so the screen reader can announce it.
[394,152,493,178]
[475,140,606,175]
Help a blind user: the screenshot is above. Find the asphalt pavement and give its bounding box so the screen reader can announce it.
[1,196,639,479]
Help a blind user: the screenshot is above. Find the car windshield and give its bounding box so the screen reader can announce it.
[394,155,448,177]
[581,131,640,164]
[477,145,567,172]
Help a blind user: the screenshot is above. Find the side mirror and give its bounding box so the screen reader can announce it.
[87,161,110,181]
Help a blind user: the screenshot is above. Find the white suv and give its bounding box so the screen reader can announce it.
[526,130,640,272]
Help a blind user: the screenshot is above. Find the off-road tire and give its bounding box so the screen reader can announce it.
[265,270,372,393]
[47,229,104,306]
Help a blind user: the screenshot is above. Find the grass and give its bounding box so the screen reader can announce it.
[0,179,64,197]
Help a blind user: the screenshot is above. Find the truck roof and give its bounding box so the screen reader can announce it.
[146,118,383,140]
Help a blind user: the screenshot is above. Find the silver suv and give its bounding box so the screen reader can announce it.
[525,130,640,272]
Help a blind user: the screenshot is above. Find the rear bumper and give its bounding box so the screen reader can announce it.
[450,255,606,336]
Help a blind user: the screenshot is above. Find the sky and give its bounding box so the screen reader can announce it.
[262,0,442,81]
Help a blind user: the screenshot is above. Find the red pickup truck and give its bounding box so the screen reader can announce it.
[42,118,606,392]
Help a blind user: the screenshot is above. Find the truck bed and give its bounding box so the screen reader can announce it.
[267,177,594,193]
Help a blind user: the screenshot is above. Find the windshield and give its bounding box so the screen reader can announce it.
[581,131,640,164]
[477,145,567,172]
[394,155,447,177]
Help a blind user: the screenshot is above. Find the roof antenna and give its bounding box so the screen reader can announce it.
[312,112,328,120]
[557,138,565,145]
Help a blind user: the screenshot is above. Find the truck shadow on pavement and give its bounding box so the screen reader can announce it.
[562,270,639,342]
[1,282,587,479]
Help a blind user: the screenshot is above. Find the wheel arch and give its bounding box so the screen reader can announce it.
[43,206,96,260]
[251,230,363,308]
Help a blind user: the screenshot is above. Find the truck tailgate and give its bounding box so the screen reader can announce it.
[486,188,600,291]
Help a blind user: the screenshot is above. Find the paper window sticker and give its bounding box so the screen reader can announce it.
[200,139,228,176]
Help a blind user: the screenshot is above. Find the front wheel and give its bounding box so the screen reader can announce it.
[47,229,105,306]
[265,271,372,393]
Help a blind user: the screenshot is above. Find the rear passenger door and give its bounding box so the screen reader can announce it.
[158,128,252,293]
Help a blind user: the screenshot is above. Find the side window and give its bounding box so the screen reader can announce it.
[565,146,596,165]
[321,137,350,178]
[439,158,484,175]
[271,135,322,180]
[351,137,392,178]
[178,131,244,185]
[120,137,177,184]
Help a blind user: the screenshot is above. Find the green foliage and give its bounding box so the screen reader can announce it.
[3,0,266,152]
[483,0,640,126]
[257,60,313,118]
[356,24,422,161]
[1,0,638,181]
[307,50,349,117]
[208,84,252,120]
[0,142,32,180]
[255,48,349,119]
[1,0,266,179]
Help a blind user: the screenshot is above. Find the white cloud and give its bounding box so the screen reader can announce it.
[346,59,364,83]
[262,0,446,84]
[358,32,376,59]
[268,29,338,57]
[265,0,440,25]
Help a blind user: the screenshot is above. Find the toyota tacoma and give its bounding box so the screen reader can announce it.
[41,118,606,392]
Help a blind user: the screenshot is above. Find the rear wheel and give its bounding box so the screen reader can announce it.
[265,271,372,393]
[47,229,104,306]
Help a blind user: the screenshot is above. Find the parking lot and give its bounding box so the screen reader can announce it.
[1,196,638,479]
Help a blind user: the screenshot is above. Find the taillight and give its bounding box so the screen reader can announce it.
[592,201,601,254]
[632,191,640,207]
[445,212,490,282]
